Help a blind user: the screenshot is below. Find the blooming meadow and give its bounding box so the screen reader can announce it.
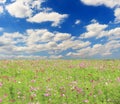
[0,60,120,104]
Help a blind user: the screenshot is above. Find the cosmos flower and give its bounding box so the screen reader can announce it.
[44,93,50,97]
[0,82,3,87]
[0,99,2,103]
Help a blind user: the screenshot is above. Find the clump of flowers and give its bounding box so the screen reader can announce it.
[44,88,51,97]
[30,86,38,92]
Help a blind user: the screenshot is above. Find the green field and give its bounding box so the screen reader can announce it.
[0,60,120,104]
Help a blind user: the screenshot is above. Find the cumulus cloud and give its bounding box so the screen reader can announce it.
[0,29,92,58]
[5,0,42,18]
[54,33,71,41]
[49,55,63,59]
[114,8,120,23]
[67,40,120,58]
[107,27,120,40]
[80,21,108,38]
[80,0,120,8]
[79,20,120,41]
[27,12,68,27]
[0,26,120,59]
[5,0,68,26]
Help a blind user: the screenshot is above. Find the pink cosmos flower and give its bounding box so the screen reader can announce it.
[32,93,36,97]
[79,62,86,68]
[31,79,36,83]
[30,86,37,92]
[74,86,83,93]
[0,82,2,87]
[0,99,2,103]
[117,77,120,82]
[44,93,50,97]
[83,99,89,103]
[4,94,8,98]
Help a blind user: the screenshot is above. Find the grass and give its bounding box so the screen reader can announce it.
[0,60,120,104]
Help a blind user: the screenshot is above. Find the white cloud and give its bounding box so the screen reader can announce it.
[5,0,68,26]
[75,20,81,25]
[46,41,57,49]
[57,39,91,52]
[0,27,120,59]
[0,6,3,14]
[80,0,120,8]
[0,29,92,58]
[0,19,120,59]
[54,33,71,41]
[0,55,47,59]
[49,55,63,59]
[67,40,120,58]
[72,41,91,49]
[27,12,68,27]
[80,22,108,38]
[26,29,54,46]
[79,21,120,41]
[6,0,34,18]
[114,8,120,23]
[107,27,120,40]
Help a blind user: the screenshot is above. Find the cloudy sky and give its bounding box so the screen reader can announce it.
[0,0,120,59]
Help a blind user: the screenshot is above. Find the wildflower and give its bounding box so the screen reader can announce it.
[90,80,94,83]
[117,77,120,82]
[4,94,8,98]
[105,82,108,85]
[31,93,36,97]
[44,93,50,97]
[79,62,86,68]
[0,99,2,103]
[14,80,16,83]
[31,79,36,83]
[30,87,37,92]
[83,99,89,103]
[0,82,3,87]
[74,86,83,94]
[61,94,65,97]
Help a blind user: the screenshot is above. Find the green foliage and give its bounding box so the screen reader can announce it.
[0,60,120,104]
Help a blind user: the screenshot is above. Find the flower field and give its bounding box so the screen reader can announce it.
[0,60,120,104]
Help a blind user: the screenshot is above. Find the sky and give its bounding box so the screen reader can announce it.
[0,0,120,59]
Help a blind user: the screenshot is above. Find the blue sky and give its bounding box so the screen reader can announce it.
[0,0,120,59]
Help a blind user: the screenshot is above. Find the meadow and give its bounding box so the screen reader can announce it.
[0,60,120,104]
